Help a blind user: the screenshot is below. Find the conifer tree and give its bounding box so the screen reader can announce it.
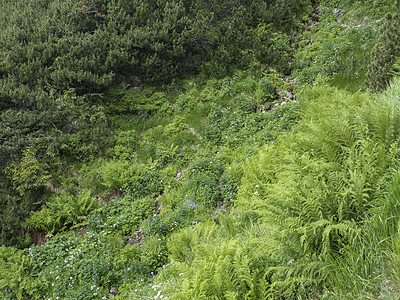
[367,4,400,92]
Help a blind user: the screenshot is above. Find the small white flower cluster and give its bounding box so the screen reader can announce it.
[254,184,260,195]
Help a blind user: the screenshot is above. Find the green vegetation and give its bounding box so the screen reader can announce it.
[2,0,400,299]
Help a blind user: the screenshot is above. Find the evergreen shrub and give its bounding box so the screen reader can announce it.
[368,12,400,91]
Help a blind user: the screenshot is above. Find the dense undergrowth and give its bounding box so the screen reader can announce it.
[2,0,400,299]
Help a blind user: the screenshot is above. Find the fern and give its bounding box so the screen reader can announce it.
[237,82,400,298]
[168,218,272,300]
[23,190,99,235]
[0,246,33,299]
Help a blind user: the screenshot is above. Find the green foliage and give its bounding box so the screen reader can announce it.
[106,129,138,160]
[0,246,33,299]
[24,190,99,235]
[4,147,49,198]
[0,147,50,247]
[294,8,377,91]
[5,0,398,298]
[186,157,222,181]
[237,81,400,298]
[173,239,263,300]
[167,221,218,264]
[323,171,400,298]
[140,236,168,273]
[103,89,172,115]
[219,164,244,205]
[0,194,37,248]
[93,160,163,196]
[141,216,171,237]
[255,28,292,73]
[255,76,276,105]
[166,218,271,300]
[182,174,220,208]
[25,232,129,299]
[175,88,201,114]
[367,12,400,92]
[89,195,154,236]
[164,116,187,136]
[318,0,395,17]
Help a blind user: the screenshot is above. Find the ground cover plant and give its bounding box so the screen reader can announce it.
[3,0,400,299]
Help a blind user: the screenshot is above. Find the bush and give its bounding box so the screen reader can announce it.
[219,164,244,205]
[175,89,200,114]
[0,246,33,299]
[103,89,172,115]
[255,77,275,105]
[0,195,35,248]
[106,130,138,160]
[92,195,155,236]
[367,13,400,92]
[164,116,188,136]
[182,174,220,208]
[23,190,99,235]
[232,94,256,114]
[26,232,127,299]
[185,157,222,181]
[141,216,170,237]
[4,147,49,198]
[140,236,168,273]
[96,160,163,196]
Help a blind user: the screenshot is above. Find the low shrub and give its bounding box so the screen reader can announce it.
[255,76,276,105]
[90,195,155,236]
[140,236,168,273]
[182,174,220,208]
[95,160,163,196]
[0,246,33,299]
[23,190,99,235]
